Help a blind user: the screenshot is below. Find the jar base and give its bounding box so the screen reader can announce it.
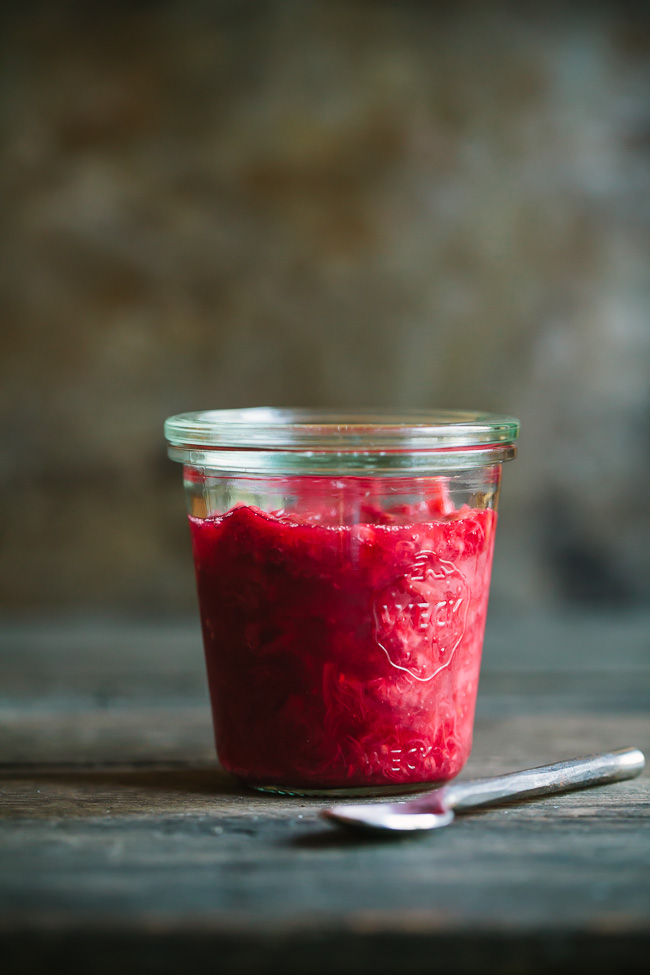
[249,781,442,798]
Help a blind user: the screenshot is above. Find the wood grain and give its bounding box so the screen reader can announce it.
[1,615,649,974]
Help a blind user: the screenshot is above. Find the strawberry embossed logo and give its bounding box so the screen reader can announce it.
[373,550,468,681]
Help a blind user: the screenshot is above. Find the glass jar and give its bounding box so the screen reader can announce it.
[165,408,519,796]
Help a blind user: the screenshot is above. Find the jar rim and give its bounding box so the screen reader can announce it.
[164,408,518,474]
[164,407,519,452]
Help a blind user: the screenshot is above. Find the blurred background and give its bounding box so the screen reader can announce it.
[1,0,649,619]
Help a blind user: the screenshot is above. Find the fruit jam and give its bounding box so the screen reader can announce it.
[189,484,497,793]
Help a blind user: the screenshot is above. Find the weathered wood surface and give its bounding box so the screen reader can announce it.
[1,613,649,974]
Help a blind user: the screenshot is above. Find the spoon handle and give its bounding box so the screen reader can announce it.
[442,747,645,812]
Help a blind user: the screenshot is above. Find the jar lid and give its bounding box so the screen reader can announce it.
[164,408,519,474]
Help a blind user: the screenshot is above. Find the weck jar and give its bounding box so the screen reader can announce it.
[164,408,519,796]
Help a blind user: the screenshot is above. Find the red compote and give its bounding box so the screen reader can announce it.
[189,482,497,794]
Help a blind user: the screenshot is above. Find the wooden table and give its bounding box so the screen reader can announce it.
[1,613,649,974]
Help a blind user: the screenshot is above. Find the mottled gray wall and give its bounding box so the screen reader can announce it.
[1,1,649,614]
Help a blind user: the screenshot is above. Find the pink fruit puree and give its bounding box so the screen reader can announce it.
[190,493,496,791]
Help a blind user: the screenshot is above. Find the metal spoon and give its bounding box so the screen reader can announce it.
[322,747,645,834]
